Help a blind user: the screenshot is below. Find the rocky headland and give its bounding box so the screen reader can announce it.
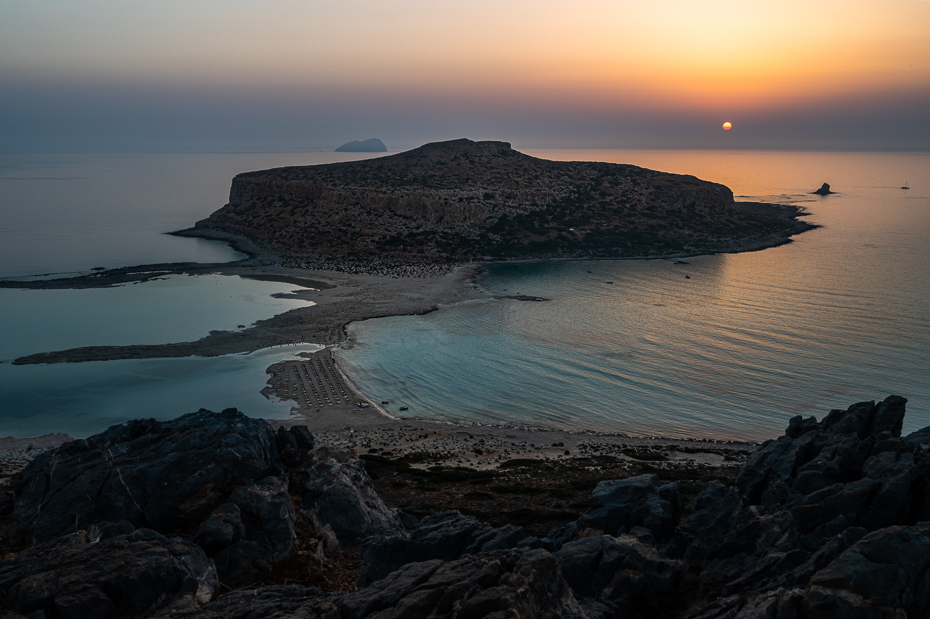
[177,139,814,272]
[3,395,930,618]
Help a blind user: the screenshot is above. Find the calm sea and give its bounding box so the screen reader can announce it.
[338,150,930,442]
[0,151,380,437]
[1,149,928,440]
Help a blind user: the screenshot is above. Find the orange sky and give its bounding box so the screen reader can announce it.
[1,0,928,150]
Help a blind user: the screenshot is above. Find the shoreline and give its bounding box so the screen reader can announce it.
[0,203,814,453]
[3,198,815,366]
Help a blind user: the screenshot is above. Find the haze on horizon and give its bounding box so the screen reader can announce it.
[2,0,929,153]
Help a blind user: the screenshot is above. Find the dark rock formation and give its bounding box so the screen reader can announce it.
[358,510,526,586]
[182,139,812,267]
[682,395,930,616]
[813,182,834,195]
[192,477,296,587]
[335,138,387,153]
[8,409,284,546]
[289,445,407,547]
[555,535,697,618]
[543,474,682,549]
[151,585,339,618]
[341,548,576,619]
[158,548,578,619]
[3,409,398,589]
[3,396,929,619]
[0,528,217,619]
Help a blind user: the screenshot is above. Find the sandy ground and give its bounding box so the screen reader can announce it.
[0,256,759,479]
[264,349,758,473]
[0,220,804,475]
[10,262,488,364]
[0,347,758,480]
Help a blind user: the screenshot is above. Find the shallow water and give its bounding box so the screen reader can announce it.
[0,345,324,438]
[0,273,321,437]
[0,150,381,437]
[339,150,930,441]
[0,151,386,278]
[0,274,313,361]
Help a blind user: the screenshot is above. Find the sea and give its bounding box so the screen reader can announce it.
[1,150,928,441]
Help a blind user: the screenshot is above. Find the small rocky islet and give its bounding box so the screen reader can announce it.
[2,395,930,618]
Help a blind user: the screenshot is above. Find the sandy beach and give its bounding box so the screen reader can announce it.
[0,229,772,480]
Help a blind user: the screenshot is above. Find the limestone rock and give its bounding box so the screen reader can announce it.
[191,476,296,587]
[555,534,697,618]
[341,548,577,619]
[0,528,217,619]
[289,446,406,547]
[358,510,526,586]
[9,409,284,545]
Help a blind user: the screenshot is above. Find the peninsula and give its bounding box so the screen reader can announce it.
[176,138,814,272]
[5,139,815,365]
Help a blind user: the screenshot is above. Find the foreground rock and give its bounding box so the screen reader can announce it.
[544,474,682,549]
[684,395,930,617]
[358,511,526,586]
[0,528,217,619]
[9,409,286,546]
[290,445,410,548]
[3,408,405,591]
[159,548,577,619]
[3,396,930,618]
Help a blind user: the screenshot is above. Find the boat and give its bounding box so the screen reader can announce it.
[399,405,409,411]
[381,400,389,405]
[902,181,910,190]
[357,401,370,408]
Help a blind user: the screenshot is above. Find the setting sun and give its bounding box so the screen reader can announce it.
[722,121,732,130]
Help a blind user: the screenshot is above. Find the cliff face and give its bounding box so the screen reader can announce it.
[193,139,799,264]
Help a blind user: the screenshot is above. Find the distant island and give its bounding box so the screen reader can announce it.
[335,138,387,152]
[179,138,815,271]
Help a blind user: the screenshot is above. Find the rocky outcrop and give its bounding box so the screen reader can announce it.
[182,139,812,267]
[555,535,697,618]
[2,408,404,592]
[543,474,682,549]
[157,548,577,619]
[192,477,296,588]
[358,511,526,586]
[289,446,409,547]
[0,527,217,619]
[8,409,284,546]
[3,396,930,618]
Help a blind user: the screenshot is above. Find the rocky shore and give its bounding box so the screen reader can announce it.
[2,395,929,618]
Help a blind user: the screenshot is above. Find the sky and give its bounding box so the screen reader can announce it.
[2,0,929,152]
